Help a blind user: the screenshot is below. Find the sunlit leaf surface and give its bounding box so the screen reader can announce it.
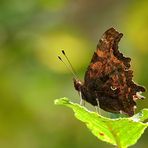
[55,98,148,148]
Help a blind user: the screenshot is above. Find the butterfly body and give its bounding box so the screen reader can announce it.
[74,28,145,116]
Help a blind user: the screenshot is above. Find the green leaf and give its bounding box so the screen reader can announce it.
[54,98,148,148]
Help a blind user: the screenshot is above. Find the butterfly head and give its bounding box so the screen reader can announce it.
[73,78,84,92]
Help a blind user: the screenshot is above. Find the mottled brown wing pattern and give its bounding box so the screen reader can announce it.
[83,28,145,116]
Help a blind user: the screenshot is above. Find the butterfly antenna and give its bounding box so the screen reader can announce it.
[61,50,78,78]
[58,56,78,79]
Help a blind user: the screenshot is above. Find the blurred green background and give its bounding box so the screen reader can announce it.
[0,0,148,148]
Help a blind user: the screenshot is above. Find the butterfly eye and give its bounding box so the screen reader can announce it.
[110,86,117,91]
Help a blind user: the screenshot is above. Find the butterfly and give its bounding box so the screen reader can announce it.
[73,28,145,116]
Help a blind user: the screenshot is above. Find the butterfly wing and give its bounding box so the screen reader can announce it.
[83,28,145,116]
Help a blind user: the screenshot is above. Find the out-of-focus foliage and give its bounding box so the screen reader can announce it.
[0,0,148,148]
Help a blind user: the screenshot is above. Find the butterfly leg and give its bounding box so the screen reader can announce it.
[79,92,85,106]
[95,98,101,115]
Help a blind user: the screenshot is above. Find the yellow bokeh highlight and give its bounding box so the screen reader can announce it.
[36,32,92,73]
[124,1,148,53]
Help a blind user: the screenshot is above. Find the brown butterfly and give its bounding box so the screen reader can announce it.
[73,28,145,116]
